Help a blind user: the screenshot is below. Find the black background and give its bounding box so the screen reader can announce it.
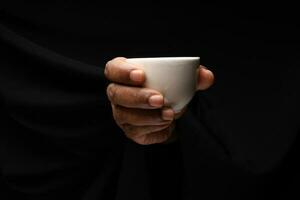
[1,2,300,200]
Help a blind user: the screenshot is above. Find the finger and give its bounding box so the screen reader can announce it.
[122,123,171,139]
[197,65,215,90]
[104,57,145,86]
[133,125,174,145]
[107,83,164,108]
[112,105,174,126]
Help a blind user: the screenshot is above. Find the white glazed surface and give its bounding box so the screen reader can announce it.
[126,57,200,113]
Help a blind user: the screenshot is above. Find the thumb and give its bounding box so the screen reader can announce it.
[197,65,215,90]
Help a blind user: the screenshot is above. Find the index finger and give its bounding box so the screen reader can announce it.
[104,57,145,86]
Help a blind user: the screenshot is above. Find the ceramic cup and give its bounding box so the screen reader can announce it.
[126,57,200,113]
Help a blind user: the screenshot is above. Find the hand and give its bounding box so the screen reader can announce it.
[105,57,214,145]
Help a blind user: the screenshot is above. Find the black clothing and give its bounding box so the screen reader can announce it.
[1,2,299,200]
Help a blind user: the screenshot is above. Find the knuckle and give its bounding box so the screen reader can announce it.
[111,104,119,122]
[106,84,114,102]
[123,127,143,142]
[104,61,112,78]
[106,84,113,101]
[107,83,118,103]
[122,125,147,145]
[112,57,124,61]
[113,57,126,65]
[113,106,123,123]
[133,136,149,145]
[125,131,138,140]
[131,90,141,105]
[122,124,134,135]
[137,90,147,104]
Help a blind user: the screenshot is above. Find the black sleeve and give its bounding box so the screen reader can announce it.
[178,81,299,169]
[0,24,124,199]
[175,60,300,198]
[0,24,123,155]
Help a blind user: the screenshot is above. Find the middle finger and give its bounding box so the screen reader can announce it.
[107,83,164,109]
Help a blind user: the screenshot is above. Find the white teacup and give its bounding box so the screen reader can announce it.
[126,57,200,113]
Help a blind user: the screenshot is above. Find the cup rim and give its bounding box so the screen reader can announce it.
[126,57,200,61]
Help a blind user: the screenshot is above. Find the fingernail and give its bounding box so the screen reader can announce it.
[162,108,174,120]
[130,70,144,82]
[148,95,164,107]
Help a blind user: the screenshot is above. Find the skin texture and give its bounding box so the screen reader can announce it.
[105,57,214,145]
